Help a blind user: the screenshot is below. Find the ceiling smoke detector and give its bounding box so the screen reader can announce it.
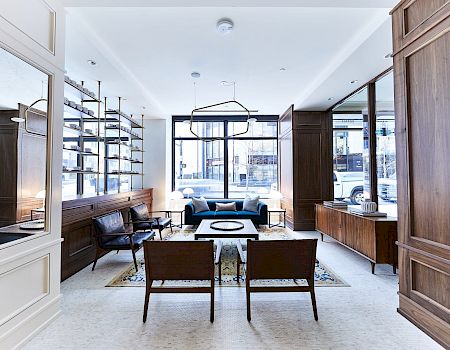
[217,18,234,35]
[191,72,201,78]
[87,59,97,66]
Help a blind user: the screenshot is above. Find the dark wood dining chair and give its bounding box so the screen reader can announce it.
[143,240,216,323]
[242,239,318,321]
[92,210,155,271]
[129,203,172,240]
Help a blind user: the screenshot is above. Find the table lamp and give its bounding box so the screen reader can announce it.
[35,190,46,210]
[182,187,194,198]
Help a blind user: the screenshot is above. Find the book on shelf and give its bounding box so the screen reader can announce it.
[348,208,387,217]
[323,200,348,208]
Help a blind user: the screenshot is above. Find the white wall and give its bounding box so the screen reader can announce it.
[0,1,65,348]
[143,119,168,210]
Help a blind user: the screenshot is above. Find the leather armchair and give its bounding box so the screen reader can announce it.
[92,210,155,271]
[129,203,172,240]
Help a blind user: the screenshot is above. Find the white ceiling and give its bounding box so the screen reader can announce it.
[64,1,398,119]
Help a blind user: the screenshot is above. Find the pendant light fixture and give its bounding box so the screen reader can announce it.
[189,81,257,141]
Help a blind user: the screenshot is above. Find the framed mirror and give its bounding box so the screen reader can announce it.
[0,46,50,245]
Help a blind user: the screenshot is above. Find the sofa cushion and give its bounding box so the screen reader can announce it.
[243,195,260,212]
[214,211,239,219]
[192,196,210,213]
[237,210,260,218]
[215,202,236,211]
[192,211,216,218]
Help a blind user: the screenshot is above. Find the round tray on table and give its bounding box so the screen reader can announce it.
[209,220,244,231]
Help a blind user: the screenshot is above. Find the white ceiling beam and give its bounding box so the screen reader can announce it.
[63,0,399,8]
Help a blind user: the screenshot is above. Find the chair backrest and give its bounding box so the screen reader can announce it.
[143,241,214,281]
[246,239,317,280]
[130,203,150,221]
[92,210,126,245]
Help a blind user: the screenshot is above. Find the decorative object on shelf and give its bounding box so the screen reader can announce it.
[361,201,377,213]
[210,220,245,231]
[182,187,194,198]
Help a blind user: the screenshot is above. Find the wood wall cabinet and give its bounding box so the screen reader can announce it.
[61,188,153,280]
[391,1,450,347]
[279,106,332,230]
[0,105,46,227]
[315,204,397,274]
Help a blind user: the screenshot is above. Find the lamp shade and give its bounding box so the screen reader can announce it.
[269,190,283,199]
[169,191,184,200]
[182,188,194,196]
[35,190,46,199]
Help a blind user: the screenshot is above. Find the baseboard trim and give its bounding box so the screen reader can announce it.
[398,293,450,349]
[0,294,61,350]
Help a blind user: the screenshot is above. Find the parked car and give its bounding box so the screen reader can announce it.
[333,171,364,204]
[377,173,397,202]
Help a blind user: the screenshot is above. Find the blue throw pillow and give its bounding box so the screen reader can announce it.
[192,197,210,213]
[243,195,260,212]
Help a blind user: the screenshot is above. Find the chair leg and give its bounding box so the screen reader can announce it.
[92,247,100,271]
[218,260,222,284]
[237,256,240,282]
[246,281,251,321]
[169,222,173,234]
[310,288,318,321]
[210,288,214,323]
[132,249,138,271]
[158,227,163,241]
[143,282,152,323]
[116,250,120,254]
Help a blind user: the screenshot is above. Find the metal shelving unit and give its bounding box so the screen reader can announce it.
[104,97,144,193]
[63,79,102,195]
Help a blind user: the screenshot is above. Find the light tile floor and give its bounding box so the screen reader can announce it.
[23,230,442,350]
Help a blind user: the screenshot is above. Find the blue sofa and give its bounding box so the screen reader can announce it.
[185,199,268,226]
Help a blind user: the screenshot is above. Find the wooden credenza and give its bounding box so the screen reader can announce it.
[315,204,397,274]
[61,188,153,281]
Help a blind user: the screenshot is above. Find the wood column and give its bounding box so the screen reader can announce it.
[391,1,450,347]
[279,106,332,230]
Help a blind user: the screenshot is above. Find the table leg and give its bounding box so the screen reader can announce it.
[371,262,376,275]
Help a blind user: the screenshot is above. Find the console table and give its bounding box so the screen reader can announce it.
[315,204,397,274]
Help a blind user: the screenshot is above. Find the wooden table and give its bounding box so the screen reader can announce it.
[194,219,259,240]
[268,208,286,228]
[315,204,397,274]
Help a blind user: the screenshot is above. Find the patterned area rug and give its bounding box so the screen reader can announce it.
[106,228,349,288]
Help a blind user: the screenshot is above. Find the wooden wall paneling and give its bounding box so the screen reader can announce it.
[279,105,294,228]
[392,0,450,346]
[291,111,332,230]
[61,188,153,280]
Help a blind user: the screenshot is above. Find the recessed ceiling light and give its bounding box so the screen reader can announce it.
[279,67,287,72]
[220,80,234,86]
[350,80,358,84]
[384,53,393,59]
[191,72,201,78]
[142,106,146,110]
[87,59,97,66]
[217,18,234,35]
[328,97,334,101]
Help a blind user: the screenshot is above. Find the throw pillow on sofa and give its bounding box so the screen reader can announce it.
[192,197,210,213]
[243,195,259,212]
[216,202,237,211]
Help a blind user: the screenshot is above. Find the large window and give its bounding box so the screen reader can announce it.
[375,72,396,217]
[332,70,397,217]
[173,117,278,198]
